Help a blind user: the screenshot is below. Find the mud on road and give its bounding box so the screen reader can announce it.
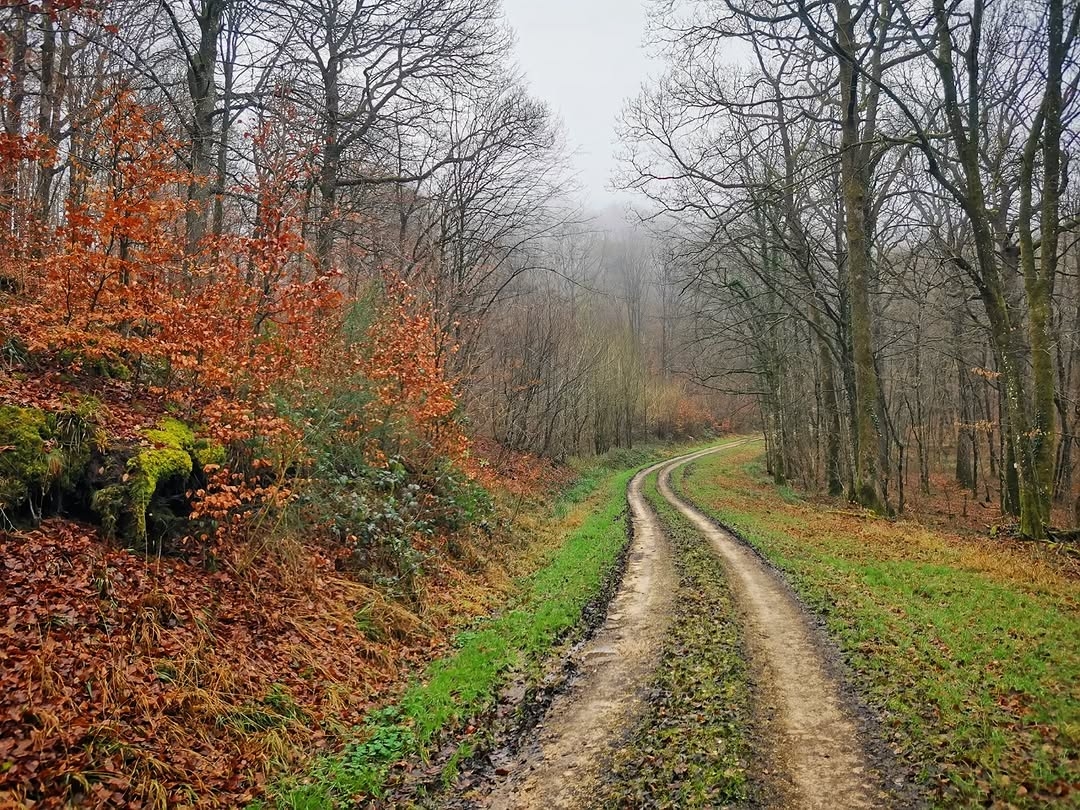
[481,453,684,809]
[470,442,891,809]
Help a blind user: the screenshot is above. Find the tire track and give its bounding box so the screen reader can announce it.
[481,444,743,809]
[658,449,879,809]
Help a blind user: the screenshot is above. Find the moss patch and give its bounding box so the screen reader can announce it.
[144,417,197,450]
[89,417,216,544]
[145,417,224,469]
[0,405,52,509]
[126,447,193,543]
[0,399,109,518]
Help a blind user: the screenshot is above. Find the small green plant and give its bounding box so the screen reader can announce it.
[352,603,385,641]
[440,739,475,789]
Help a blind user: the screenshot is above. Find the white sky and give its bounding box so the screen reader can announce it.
[501,0,660,208]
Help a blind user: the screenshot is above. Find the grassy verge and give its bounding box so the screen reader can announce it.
[597,463,752,809]
[266,446,665,807]
[675,443,1080,808]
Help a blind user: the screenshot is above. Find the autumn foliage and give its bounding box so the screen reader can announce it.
[0,90,488,806]
[0,88,472,522]
[358,280,469,469]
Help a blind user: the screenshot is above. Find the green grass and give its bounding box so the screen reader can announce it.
[599,465,752,808]
[269,448,661,807]
[676,447,1080,808]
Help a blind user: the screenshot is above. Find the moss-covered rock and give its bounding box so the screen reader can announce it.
[88,416,221,545]
[0,400,108,518]
[126,447,193,544]
[145,416,225,470]
[2,406,219,544]
[0,405,52,510]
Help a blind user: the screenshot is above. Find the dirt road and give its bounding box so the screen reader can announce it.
[659,452,878,808]
[484,452,681,809]
[479,442,882,808]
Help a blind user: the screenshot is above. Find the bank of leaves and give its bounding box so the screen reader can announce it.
[0,95,515,806]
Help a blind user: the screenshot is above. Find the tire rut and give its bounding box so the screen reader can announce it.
[482,445,749,808]
[658,451,881,809]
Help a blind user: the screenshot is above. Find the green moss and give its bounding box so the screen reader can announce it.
[145,416,224,469]
[0,405,52,509]
[83,417,220,544]
[144,417,196,450]
[126,448,193,544]
[0,400,108,515]
[91,484,127,538]
[192,438,226,468]
[91,357,132,380]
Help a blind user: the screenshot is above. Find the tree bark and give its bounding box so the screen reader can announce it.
[836,0,888,513]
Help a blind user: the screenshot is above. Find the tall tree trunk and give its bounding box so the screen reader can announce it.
[954,305,976,489]
[167,0,226,255]
[817,325,845,496]
[836,0,888,513]
[2,7,28,249]
[315,32,341,267]
[34,0,58,226]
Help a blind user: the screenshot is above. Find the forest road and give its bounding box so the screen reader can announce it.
[658,451,881,809]
[482,445,730,809]
[481,440,881,809]
[483,447,734,807]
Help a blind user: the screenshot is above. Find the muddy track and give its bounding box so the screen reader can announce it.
[477,442,883,809]
[481,446,734,809]
[659,450,882,809]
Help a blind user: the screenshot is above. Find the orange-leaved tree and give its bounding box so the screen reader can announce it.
[358,277,470,473]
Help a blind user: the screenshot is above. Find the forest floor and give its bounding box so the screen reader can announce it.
[410,440,1078,810]
[15,435,1072,807]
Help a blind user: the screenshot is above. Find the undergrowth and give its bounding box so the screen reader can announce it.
[676,444,1080,809]
[267,446,665,807]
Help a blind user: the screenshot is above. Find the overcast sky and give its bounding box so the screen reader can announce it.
[501,0,660,208]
